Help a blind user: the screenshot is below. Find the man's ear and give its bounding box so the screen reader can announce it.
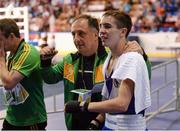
[120,28,127,37]
[121,28,127,35]
[9,33,14,38]
[92,28,99,38]
[95,32,98,38]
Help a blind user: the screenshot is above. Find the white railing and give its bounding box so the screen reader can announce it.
[146,59,180,121]
[0,5,29,42]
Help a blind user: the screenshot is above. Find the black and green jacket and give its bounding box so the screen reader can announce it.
[41,43,108,129]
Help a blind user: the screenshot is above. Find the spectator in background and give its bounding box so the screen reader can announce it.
[175,12,180,32]
[120,0,132,14]
[104,0,114,11]
[1,0,179,33]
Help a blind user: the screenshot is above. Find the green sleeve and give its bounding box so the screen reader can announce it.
[41,60,64,84]
[13,46,40,77]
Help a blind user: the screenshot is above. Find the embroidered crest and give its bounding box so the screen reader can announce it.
[95,64,104,83]
[64,63,74,83]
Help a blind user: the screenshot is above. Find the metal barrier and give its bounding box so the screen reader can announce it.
[146,59,180,121]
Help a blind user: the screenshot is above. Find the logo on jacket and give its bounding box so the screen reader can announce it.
[64,63,74,83]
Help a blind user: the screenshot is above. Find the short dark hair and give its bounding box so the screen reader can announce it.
[102,10,132,37]
[72,14,99,32]
[0,18,20,38]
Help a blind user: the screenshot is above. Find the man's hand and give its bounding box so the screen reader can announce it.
[88,122,99,130]
[88,119,102,130]
[124,41,149,61]
[40,46,58,67]
[64,101,89,113]
[39,43,48,48]
[124,41,143,55]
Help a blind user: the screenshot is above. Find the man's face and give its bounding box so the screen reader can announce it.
[99,16,122,50]
[71,19,98,56]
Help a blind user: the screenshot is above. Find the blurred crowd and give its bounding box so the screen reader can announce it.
[0,0,180,33]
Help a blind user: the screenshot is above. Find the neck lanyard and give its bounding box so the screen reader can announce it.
[80,56,87,89]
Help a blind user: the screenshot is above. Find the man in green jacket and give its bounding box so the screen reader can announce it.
[41,15,107,130]
[40,14,151,130]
